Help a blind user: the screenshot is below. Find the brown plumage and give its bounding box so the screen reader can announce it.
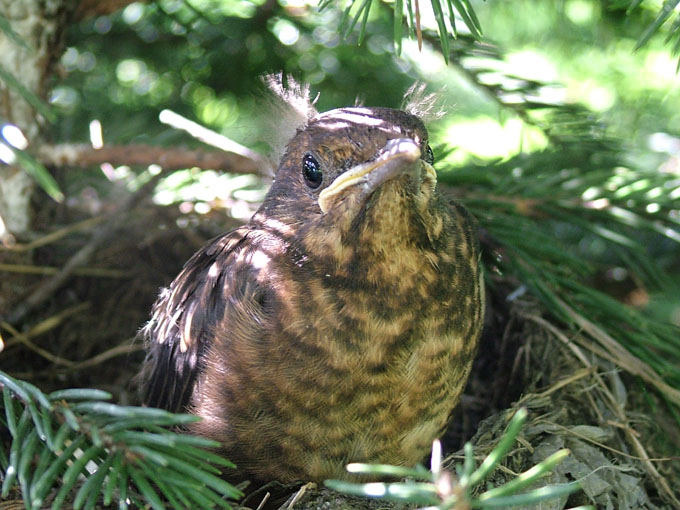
[140,81,484,483]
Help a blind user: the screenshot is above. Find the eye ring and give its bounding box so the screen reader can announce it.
[302,154,323,189]
[423,144,435,165]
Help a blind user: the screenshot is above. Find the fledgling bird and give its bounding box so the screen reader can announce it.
[140,77,484,483]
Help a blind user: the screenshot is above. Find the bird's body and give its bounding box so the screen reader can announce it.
[141,84,484,482]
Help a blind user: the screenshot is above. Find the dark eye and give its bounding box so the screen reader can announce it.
[302,154,323,189]
[423,144,434,165]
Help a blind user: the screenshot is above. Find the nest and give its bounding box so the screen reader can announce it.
[455,296,678,510]
[1,181,678,509]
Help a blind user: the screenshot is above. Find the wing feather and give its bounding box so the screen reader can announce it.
[140,227,250,412]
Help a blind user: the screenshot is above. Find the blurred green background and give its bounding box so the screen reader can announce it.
[50,0,680,326]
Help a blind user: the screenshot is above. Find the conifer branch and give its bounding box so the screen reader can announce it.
[0,371,242,510]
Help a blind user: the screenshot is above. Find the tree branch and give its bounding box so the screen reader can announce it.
[37,143,269,176]
[75,0,148,20]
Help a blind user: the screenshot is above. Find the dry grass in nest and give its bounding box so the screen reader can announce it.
[0,195,238,399]
[441,296,680,510]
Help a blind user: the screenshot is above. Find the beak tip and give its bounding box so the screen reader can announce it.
[387,138,421,161]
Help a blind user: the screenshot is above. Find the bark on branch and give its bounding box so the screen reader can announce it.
[37,143,269,177]
[75,0,147,19]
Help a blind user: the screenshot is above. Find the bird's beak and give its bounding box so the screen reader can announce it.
[318,138,436,214]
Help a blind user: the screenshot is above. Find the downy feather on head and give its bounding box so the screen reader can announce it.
[261,74,318,170]
[401,82,447,122]
[261,76,445,170]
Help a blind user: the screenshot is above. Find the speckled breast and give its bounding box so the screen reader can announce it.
[189,197,484,482]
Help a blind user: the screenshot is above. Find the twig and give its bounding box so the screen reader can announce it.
[159,109,273,177]
[37,142,269,176]
[0,499,26,510]
[519,367,594,400]
[0,216,106,252]
[534,418,677,463]
[556,297,680,407]
[7,302,90,347]
[284,482,316,510]
[1,321,75,367]
[524,312,680,509]
[0,263,127,278]
[71,338,143,371]
[7,341,144,379]
[2,302,90,351]
[254,492,270,510]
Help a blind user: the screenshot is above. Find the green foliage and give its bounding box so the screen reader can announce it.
[447,141,680,401]
[322,0,680,69]
[0,371,242,510]
[326,0,481,61]
[437,52,680,406]
[394,3,680,411]
[325,0,680,67]
[53,0,415,147]
[326,409,590,509]
[618,0,680,68]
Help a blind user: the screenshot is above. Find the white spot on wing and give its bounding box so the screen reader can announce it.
[250,250,270,269]
[208,262,220,279]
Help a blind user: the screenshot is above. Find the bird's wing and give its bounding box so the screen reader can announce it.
[140,227,251,413]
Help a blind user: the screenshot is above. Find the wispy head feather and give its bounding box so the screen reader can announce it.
[402,83,446,122]
[262,74,318,167]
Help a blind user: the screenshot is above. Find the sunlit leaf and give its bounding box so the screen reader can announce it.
[634,0,680,51]
[12,149,64,203]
